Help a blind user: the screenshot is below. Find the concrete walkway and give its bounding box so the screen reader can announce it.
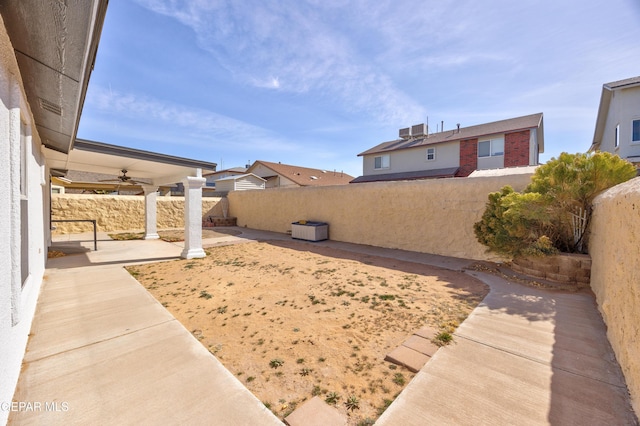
[10,228,638,425]
[10,232,281,426]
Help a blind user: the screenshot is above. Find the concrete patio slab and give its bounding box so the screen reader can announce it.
[284,396,346,426]
[403,335,439,356]
[385,346,431,373]
[413,326,438,340]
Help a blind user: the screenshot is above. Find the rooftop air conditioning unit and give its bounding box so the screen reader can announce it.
[411,123,426,137]
[399,127,412,139]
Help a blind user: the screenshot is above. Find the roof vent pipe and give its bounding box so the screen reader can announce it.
[456,123,461,132]
[441,121,444,132]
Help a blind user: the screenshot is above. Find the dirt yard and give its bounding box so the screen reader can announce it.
[128,239,488,424]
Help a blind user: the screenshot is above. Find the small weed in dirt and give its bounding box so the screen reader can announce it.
[345,395,360,411]
[269,358,284,369]
[392,373,405,386]
[378,399,394,415]
[325,392,340,405]
[199,290,212,299]
[434,331,453,346]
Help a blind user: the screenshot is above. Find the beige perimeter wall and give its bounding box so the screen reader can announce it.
[229,174,533,261]
[590,177,640,412]
[51,194,221,233]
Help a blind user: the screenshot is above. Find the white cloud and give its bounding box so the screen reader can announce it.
[84,85,299,152]
[133,0,432,125]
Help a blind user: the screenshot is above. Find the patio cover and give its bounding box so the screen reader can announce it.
[45,139,217,259]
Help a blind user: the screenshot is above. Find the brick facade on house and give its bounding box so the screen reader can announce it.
[457,138,478,177]
[504,130,531,167]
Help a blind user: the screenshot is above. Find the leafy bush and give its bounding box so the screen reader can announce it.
[474,152,636,256]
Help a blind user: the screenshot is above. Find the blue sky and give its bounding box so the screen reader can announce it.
[77,0,640,178]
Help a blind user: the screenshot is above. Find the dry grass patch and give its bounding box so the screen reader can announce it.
[129,240,487,424]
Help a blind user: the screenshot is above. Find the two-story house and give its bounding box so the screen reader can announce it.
[589,76,640,168]
[351,113,544,183]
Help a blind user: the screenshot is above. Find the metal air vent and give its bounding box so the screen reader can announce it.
[39,98,63,116]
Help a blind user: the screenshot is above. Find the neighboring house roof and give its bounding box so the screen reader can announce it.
[204,167,248,178]
[350,167,459,184]
[248,160,354,186]
[359,113,544,157]
[591,75,640,152]
[216,173,266,183]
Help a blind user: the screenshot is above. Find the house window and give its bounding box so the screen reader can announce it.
[374,155,390,169]
[426,147,436,161]
[633,119,640,143]
[478,138,504,157]
[615,124,620,148]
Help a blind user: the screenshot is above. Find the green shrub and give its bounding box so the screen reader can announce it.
[475,152,636,256]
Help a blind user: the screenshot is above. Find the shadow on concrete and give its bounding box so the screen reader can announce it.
[548,292,638,425]
[46,255,182,270]
[479,287,557,323]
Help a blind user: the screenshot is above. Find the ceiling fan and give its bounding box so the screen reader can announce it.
[99,169,149,185]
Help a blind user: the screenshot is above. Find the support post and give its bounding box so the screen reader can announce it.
[181,175,206,259]
[142,185,159,240]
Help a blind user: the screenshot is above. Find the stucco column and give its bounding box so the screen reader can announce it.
[181,175,206,259]
[142,185,159,240]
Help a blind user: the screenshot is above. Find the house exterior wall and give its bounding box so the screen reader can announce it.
[234,176,265,191]
[600,86,640,161]
[228,173,534,261]
[214,180,231,193]
[215,176,264,192]
[458,138,478,176]
[590,177,640,412]
[0,18,48,424]
[362,141,460,176]
[504,130,532,167]
[599,87,640,162]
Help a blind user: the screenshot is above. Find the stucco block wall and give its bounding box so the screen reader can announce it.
[229,174,533,261]
[51,194,221,233]
[590,177,640,412]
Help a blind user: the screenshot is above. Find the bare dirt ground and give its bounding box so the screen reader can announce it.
[128,239,488,424]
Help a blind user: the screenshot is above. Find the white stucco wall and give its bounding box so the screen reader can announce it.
[362,141,460,176]
[600,86,640,161]
[0,16,47,424]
